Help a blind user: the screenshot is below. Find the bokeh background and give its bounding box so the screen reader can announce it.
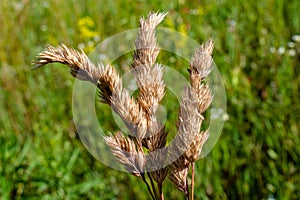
[0,0,299,199]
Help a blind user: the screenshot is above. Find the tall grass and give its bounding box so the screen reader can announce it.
[1,0,299,199]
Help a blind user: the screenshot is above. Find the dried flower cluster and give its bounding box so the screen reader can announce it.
[35,12,214,200]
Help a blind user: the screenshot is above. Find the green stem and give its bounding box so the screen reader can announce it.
[148,172,158,200]
[142,174,156,200]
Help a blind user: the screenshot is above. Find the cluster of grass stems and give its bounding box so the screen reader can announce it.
[35,12,214,200]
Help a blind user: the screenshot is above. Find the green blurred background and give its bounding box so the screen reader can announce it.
[0,0,299,199]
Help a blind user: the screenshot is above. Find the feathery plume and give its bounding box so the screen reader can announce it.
[184,130,210,163]
[172,39,214,200]
[132,12,167,68]
[132,12,167,115]
[35,44,101,83]
[35,45,148,139]
[103,132,145,178]
[190,39,214,81]
[168,156,189,194]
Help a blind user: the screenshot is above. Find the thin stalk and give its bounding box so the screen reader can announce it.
[185,176,189,200]
[142,174,156,200]
[191,163,195,200]
[148,172,158,200]
[158,182,164,200]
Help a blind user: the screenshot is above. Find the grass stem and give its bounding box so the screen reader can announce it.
[158,182,164,200]
[148,172,158,200]
[191,163,195,200]
[142,174,156,200]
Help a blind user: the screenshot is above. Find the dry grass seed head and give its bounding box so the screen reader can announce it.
[190,39,214,80]
[35,12,215,199]
[133,12,167,68]
[35,45,101,83]
[133,64,165,114]
[168,155,190,192]
[104,132,145,177]
[184,130,210,163]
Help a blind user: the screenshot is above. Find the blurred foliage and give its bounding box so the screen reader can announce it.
[0,0,299,199]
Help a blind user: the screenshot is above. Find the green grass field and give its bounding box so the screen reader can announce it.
[1,0,299,199]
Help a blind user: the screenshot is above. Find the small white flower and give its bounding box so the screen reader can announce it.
[292,35,300,42]
[227,20,236,32]
[93,35,100,42]
[229,20,236,27]
[287,42,295,48]
[278,46,285,54]
[13,2,24,11]
[87,41,94,47]
[98,54,107,61]
[78,43,85,50]
[269,46,276,53]
[189,9,199,15]
[42,2,50,8]
[288,49,296,56]
[210,108,229,121]
[40,24,48,32]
